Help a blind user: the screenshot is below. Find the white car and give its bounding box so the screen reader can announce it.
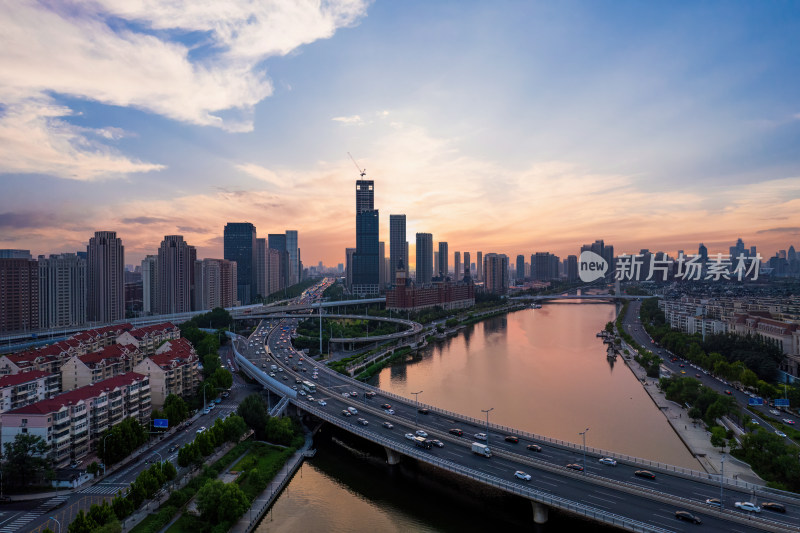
[782,418,795,425]
[599,457,617,466]
[474,433,487,441]
[770,409,780,415]
[775,430,787,437]
[196,426,206,434]
[298,390,306,396]
[384,409,395,415]
[318,400,327,406]
[382,421,394,429]
[404,432,415,441]
[415,430,428,438]
[514,470,531,481]
[735,501,761,513]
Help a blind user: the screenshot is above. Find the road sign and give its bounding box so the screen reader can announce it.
[153,418,168,428]
[775,399,790,407]
[748,397,764,406]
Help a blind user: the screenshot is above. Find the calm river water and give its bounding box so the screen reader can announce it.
[256,303,700,532]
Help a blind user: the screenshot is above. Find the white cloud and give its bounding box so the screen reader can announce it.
[235,163,285,188]
[332,115,364,124]
[0,0,370,179]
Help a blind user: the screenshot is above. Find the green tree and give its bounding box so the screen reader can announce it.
[740,368,759,389]
[68,510,99,533]
[710,426,727,450]
[87,500,116,528]
[211,367,233,390]
[196,480,250,524]
[223,415,248,442]
[163,394,189,426]
[237,393,269,439]
[2,433,50,488]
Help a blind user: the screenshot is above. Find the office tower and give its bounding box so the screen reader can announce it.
[141,255,157,315]
[38,253,86,329]
[698,243,708,262]
[389,215,406,285]
[337,263,344,273]
[195,258,238,310]
[415,233,433,285]
[789,246,797,262]
[405,242,409,277]
[0,250,32,259]
[224,222,257,305]
[345,248,356,290]
[87,231,124,323]
[483,253,508,295]
[567,255,578,282]
[255,238,267,299]
[438,242,449,279]
[286,230,299,285]
[0,258,39,334]
[157,235,192,314]
[750,246,757,257]
[476,251,483,281]
[353,180,380,295]
[516,255,525,281]
[265,248,282,297]
[379,241,386,287]
[454,251,462,281]
[463,252,471,278]
[580,239,614,278]
[268,233,288,292]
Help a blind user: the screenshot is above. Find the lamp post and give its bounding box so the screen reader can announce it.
[150,451,163,473]
[482,407,494,444]
[102,433,114,477]
[579,427,590,473]
[720,455,725,509]
[412,390,423,427]
[49,517,61,533]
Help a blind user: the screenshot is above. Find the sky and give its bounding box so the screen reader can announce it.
[1,0,800,269]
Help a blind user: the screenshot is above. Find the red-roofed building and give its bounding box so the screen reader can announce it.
[0,370,52,413]
[116,322,180,355]
[60,344,144,392]
[0,372,151,467]
[133,337,199,409]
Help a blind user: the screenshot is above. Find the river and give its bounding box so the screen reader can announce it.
[256,302,700,532]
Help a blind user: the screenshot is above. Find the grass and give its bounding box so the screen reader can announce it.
[233,442,295,500]
[165,514,204,533]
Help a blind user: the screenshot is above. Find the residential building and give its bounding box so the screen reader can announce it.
[0,370,51,414]
[438,242,449,279]
[389,215,406,286]
[87,231,125,323]
[286,230,299,286]
[157,236,193,315]
[476,251,483,281]
[464,252,471,279]
[133,338,200,410]
[141,255,157,315]
[0,250,32,259]
[454,251,462,282]
[116,322,180,356]
[415,233,433,285]
[194,258,238,310]
[37,253,87,330]
[516,255,525,282]
[60,344,143,392]
[0,258,39,334]
[483,253,509,295]
[386,273,475,312]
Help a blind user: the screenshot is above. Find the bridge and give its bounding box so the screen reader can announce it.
[231,323,800,532]
[510,293,643,302]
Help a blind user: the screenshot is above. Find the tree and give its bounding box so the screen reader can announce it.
[68,510,99,533]
[196,480,250,524]
[237,393,269,439]
[223,415,248,442]
[740,368,759,389]
[163,394,189,426]
[710,426,727,450]
[2,433,50,488]
[211,367,233,390]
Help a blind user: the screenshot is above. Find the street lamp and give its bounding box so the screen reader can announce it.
[49,517,61,533]
[412,390,423,427]
[481,407,494,444]
[102,433,114,477]
[579,427,590,473]
[720,455,725,509]
[150,451,163,473]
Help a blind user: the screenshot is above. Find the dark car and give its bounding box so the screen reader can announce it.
[381,403,392,410]
[527,444,542,452]
[449,428,464,436]
[566,463,584,471]
[675,511,702,524]
[504,435,519,443]
[365,391,376,398]
[761,502,786,513]
[634,470,656,479]
[418,408,430,414]
[724,390,732,395]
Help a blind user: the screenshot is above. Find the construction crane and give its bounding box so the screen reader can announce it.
[348,152,366,177]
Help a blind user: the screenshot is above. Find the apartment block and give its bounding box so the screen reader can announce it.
[0,370,51,414]
[116,322,180,355]
[60,344,144,392]
[132,338,199,410]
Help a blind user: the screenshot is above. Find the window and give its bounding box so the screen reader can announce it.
[21,428,27,433]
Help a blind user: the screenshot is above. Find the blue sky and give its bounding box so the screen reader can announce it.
[1,1,799,266]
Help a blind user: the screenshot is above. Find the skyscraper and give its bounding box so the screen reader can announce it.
[0,258,39,334]
[464,252,471,278]
[389,215,406,286]
[345,247,356,290]
[415,233,433,285]
[516,254,525,281]
[195,258,238,310]
[353,180,380,295]
[567,255,578,282]
[38,253,86,329]
[286,230,299,285]
[438,242,449,279]
[379,241,386,287]
[157,235,192,314]
[0,250,32,259]
[141,255,157,315]
[483,253,508,295]
[255,238,267,299]
[87,231,124,323]
[476,251,483,281]
[224,222,256,304]
[454,251,462,281]
[268,233,288,292]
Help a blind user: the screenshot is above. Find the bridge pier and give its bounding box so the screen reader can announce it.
[384,447,401,465]
[531,502,549,524]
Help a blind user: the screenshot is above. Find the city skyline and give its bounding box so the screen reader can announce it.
[1,2,799,266]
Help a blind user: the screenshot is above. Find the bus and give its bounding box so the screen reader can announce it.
[301,380,316,394]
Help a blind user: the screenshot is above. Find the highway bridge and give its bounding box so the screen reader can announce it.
[231,321,800,532]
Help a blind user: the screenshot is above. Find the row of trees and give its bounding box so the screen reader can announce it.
[733,430,800,492]
[659,376,739,427]
[177,415,248,467]
[236,393,299,445]
[98,418,148,467]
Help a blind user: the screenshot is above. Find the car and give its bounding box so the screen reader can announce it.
[382,421,394,429]
[269,372,276,377]
[357,418,369,426]
[514,470,531,481]
[418,408,430,414]
[527,444,542,452]
[680,370,686,374]
[203,407,211,414]
[298,390,306,396]
[770,409,780,415]
[183,420,193,429]
[704,498,721,507]
[566,463,584,471]
[292,385,298,390]
[783,418,795,425]
[69,460,83,468]
[404,432,416,441]
[735,501,761,513]
[760,502,786,513]
[365,391,376,398]
[449,428,464,436]
[679,364,684,367]
[776,430,787,437]
[750,418,759,425]
[384,409,395,415]
[598,457,617,466]
[381,403,392,409]
[634,470,656,479]
[196,426,206,433]
[504,435,519,443]
[295,378,303,384]
[342,410,352,417]
[430,439,444,448]
[318,400,327,406]
[725,390,732,395]
[348,407,358,414]
[674,511,702,524]
[282,375,288,381]
[342,392,351,398]
[169,444,180,453]
[350,391,358,397]
[307,396,315,401]
[695,373,702,378]
[474,433,487,441]
[415,430,428,438]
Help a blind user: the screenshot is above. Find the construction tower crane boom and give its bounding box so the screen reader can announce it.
[348,152,366,177]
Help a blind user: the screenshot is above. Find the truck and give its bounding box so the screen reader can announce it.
[472,442,492,457]
[413,436,432,449]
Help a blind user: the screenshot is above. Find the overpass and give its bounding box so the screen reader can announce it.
[510,294,643,302]
[231,323,800,532]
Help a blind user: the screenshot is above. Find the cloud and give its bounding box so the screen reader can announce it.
[756,227,800,234]
[235,163,285,188]
[0,0,370,179]
[121,216,170,225]
[0,212,55,229]
[177,226,210,234]
[332,115,364,125]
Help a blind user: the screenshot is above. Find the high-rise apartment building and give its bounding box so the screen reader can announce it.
[0,250,32,259]
[352,180,380,295]
[157,235,192,314]
[415,233,433,285]
[345,247,356,291]
[224,222,257,305]
[87,231,124,323]
[516,255,525,281]
[464,252,471,278]
[476,251,483,281]
[255,238,267,299]
[195,258,238,310]
[454,251,461,281]
[286,230,299,286]
[141,255,157,315]
[483,253,508,295]
[268,233,288,292]
[438,242,449,279]
[379,241,386,287]
[580,240,614,279]
[567,255,578,281]
[38,253,86,329]
[389,215,406,285]
[0,258,39,334]
[532,252,560,281]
